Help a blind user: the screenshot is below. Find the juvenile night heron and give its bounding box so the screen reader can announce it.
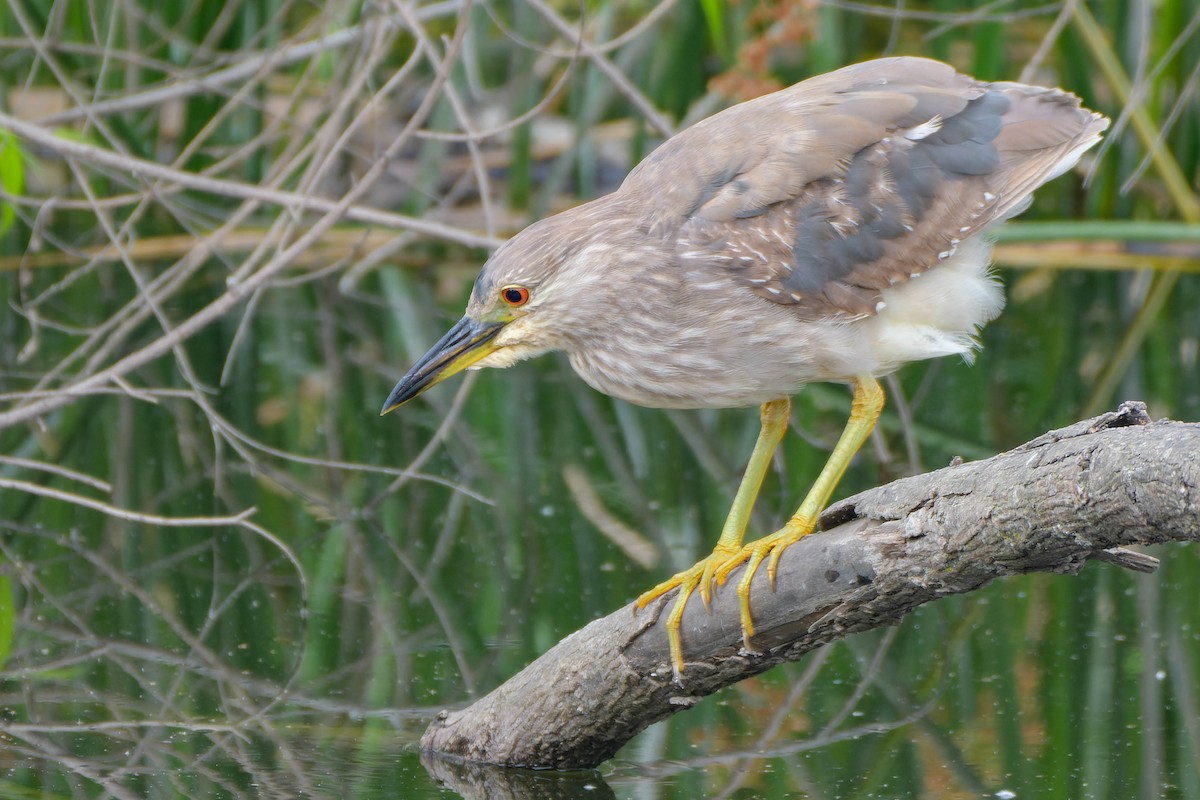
[382,57,1108,676]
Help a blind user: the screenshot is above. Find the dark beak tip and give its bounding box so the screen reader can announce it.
[379,385,412,417]
[378,315,502,420]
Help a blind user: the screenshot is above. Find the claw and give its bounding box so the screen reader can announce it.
[634,562,705,676]
[634,543,744,676]
[736,548,768,650]
[633,520,820,675]
[707,517,821,652]
[633,378,885,676]
[777,516,817,578]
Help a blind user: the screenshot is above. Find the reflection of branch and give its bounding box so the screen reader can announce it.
[421,403,1200,769]
[420,752,617,800]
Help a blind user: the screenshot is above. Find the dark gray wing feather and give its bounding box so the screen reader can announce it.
[620,57,1108,318]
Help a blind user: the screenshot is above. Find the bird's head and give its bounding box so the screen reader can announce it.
[381,204,626,414]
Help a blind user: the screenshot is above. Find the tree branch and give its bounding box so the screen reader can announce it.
[421,402,1200,769]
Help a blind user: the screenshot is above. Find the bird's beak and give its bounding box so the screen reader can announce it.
[380,315,505,414]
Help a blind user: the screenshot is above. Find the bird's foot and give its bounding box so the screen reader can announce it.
[711,516,818,651]
[634,543,742,678]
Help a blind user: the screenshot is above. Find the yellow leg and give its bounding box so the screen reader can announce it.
[714,375,885,648]
[634,398,791,677]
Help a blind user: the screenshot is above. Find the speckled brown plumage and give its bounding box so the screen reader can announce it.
[426,58,1106,409]
[623,58,1107,319]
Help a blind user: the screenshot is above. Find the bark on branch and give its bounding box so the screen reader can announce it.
[421,402,1200,769]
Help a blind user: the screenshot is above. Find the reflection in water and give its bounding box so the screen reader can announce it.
[4,710,433,798]
[421,751,614,800]
[2,442,1199,799]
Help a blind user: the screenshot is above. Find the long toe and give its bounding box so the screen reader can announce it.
[635,560,709,676]
[765,517,817,584]
[708,520,822,651]
[634,542,743,612]
[635,563,704,612]
[635,544,750,675]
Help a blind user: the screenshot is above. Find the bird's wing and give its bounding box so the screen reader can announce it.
[622,58,1108,318]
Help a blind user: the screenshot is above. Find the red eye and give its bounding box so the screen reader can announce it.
[500,285,530,307]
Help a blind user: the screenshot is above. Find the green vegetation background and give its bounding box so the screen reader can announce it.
[0,0,1198,797]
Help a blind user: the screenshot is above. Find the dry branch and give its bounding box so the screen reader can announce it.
[420,402,1200,769]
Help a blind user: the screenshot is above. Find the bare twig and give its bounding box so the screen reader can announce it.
[523,0,675,137]
[0,112,503,251]
[30,6,466,125]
